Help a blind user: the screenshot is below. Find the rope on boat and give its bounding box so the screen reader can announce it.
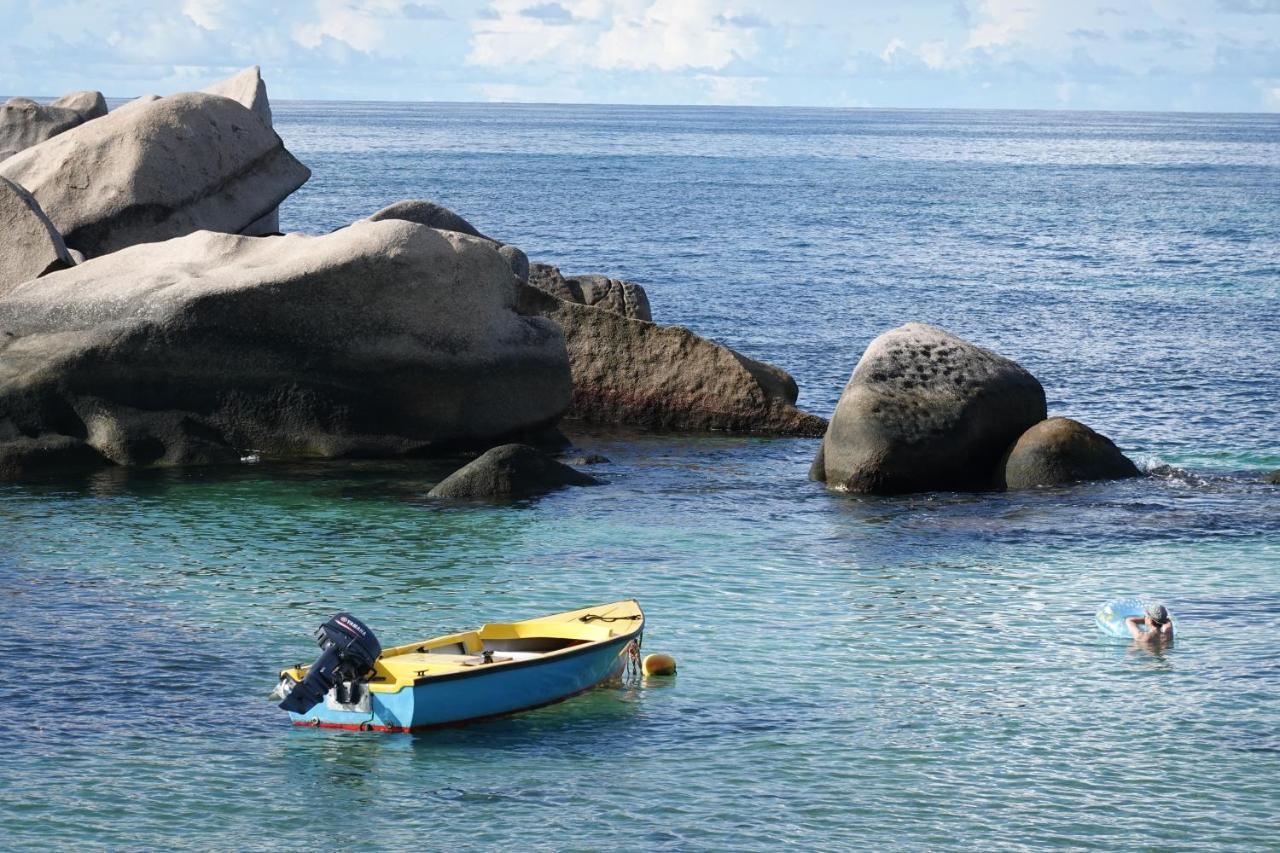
[578,613,643,684]
[622,638,644,686]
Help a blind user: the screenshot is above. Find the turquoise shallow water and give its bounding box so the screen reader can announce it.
[2,104,1279,849]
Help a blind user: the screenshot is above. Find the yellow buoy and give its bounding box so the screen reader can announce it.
[642,653,677,676]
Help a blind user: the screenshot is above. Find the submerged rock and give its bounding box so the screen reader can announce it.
[428,444,601,500]
[0,176,75,295]
[516,282,825,435]
[1266,470,1280,485]
[528,263,652,321]
[999,417,1140,489]
[812,323,1046,495]
[566,453,611,465]
[0,91,310,258]
[0,220,571,477]
[0,90,107,162]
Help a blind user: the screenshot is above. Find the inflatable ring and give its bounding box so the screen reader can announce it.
[1095,598,1176,639]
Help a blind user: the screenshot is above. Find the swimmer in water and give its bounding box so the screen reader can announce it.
[1126,602,1173,643]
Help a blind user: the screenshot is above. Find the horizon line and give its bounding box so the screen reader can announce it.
[73,95,1280,118]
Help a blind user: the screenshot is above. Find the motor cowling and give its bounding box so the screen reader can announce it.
[278,613,382,714]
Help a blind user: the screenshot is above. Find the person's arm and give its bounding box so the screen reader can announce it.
[1125,616,1145,639]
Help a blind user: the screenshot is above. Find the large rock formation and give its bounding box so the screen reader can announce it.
[428,444,601,500]
[50,91,109,120]
[0,220,572,477]
[202,66,271,127]
[0,176,75,295]
[1267,470,1280,485]
[114,94,162,115]
[368,199,529,281]
[998,417,1140,489]
[370,199,487,238]
[0,91,107,162]
[516,282,824,435]
[202,66,280,235]
[528,263,652,321]
[812,323,1046,494]
[0,91,309,259]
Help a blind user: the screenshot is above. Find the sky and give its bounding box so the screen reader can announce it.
[1,0,1278,111]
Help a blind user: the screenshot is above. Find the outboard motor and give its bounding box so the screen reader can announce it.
[278,613,382,714]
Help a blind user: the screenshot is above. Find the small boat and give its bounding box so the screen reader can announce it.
[274,599,644,732]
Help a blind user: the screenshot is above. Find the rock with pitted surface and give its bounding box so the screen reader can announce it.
[428,443,601,500]
[998,417,1140,489]
[812,323,1047,495]
[0,220,572,478]
[527,263,575,301]
[528,263,652,321]
[368,199,529,281]
[516,282,825,435]
[0,91,107,161]
[498,245,530,282]
[0,433,110,480]
[576,274,651,321]
[0,176,75,295]
[0,92,310,259]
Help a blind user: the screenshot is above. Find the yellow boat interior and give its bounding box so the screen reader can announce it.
[279,599,643,693]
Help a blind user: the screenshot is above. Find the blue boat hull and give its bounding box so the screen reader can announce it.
[287,633,636,732]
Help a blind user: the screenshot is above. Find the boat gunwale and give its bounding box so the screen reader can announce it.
[405,620,641,687]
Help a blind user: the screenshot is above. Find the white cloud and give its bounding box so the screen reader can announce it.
[879,35,955,70]
[182,0,227,30]
[595,0,756,71]
[467,0,588,65]
[696,73,766,104]
[966,0,1042,50]
[468,0,759,72]
[880,37,906,63]
[293,0,421,52]
[1262,81,1280,109]
[918,39,951,69]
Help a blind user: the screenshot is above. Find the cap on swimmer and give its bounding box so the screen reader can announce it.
[1145,602,1169,625]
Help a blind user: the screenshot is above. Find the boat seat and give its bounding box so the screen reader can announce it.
[457,651,545,666]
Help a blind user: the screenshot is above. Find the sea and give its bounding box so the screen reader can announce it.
[2,102,1277,850]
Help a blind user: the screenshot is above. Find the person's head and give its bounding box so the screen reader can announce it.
[1144,602,1170,627]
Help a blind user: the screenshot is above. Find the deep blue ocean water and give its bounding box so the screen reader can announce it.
[2,103,1277,849]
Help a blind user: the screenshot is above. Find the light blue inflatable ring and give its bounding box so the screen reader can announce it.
[1095,598,1176,639]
